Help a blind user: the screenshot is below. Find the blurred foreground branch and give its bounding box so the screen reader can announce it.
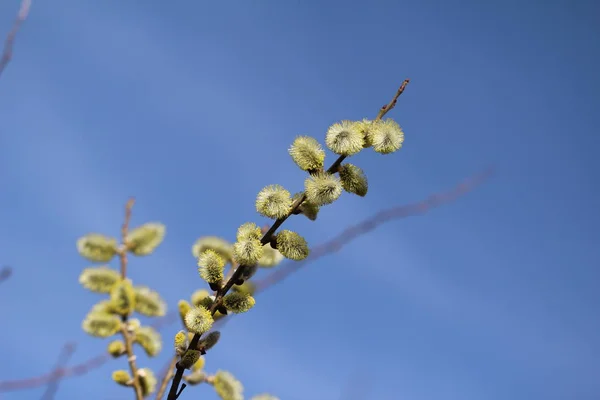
[0,266,12,285]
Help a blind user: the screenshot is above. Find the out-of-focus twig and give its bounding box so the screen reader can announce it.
[0,0,31,78]
[117,198,144,400]
[155,356,178,400]
[0,168,493,393]
[39,342,76,400]
[0,266,12,285]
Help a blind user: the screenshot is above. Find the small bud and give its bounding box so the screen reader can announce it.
[193,356,206,372]
[238,264,258,281]
[178,300,192,326]
[293,192,319,221]
[257,243,284,268]
[138,368,157,397]
[179,349,201,369]
[298,201,319,221]
[190,289,211,306]
[109,279,136,316]
[236,222,262,241]
[184,306,214,334]
[232,281,256,296]
[198,295,215,310]
[79,266,120,293]
[133,286,167,317]
[217,304,228,315]
[256,184,292,219]
[197,331,221,352]
[126,318,141,332]
[125,223,166,256]
[76,234,118,263]
[134,326,162,357]
[288,135,326,171]
[223,292,256,314]
[304,173,342,206]
[370,118,404,154]
[192,236,233,262]
[112,370,132,386]
[233,239,264,266]
[325,120,364,156]
[107,340,126,357]
[213,370,244,400]
[82,312,121,338]
[184,370,207,385]
[275,230,309,261]
[174,330,188,356]
[338,163,368,197]
[213,309,227,322]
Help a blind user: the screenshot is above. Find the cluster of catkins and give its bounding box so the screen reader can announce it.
[74,117,403,400]
[76,224,168,397]
[173,117,404,399]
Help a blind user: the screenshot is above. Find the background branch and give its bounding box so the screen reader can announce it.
[117,198,144,400]
[0,266,12,286]
[0,0,31,78]
[39,342,76,400]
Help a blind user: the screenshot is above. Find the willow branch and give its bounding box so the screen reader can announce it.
[166,79,411,400]
[117,198,144,400]
[0,0,31,78]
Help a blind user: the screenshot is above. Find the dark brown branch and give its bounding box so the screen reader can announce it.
[0,0,31,78]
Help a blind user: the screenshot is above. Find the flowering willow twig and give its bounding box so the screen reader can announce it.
[0,0,31,78]
[0,168,492,394]
[165,79,411,400]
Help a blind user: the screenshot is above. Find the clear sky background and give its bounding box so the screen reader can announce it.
[1,1,599,399]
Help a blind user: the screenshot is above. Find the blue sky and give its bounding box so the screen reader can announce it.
[1,0,599,399]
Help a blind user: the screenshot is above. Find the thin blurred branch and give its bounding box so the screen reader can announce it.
[39,342,76,400]
[0,0,31,78]
[155,356,178,400]
[0,168,493,393]
[0,266,12,285]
